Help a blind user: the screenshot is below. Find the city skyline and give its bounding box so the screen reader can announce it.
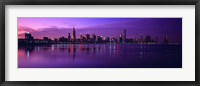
[18,18,182,68]
[19,28,164,45]
[18,18,182,43]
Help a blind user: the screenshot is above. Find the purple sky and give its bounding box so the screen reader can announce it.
[18,18,182,43]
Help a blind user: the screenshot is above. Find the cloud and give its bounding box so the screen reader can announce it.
[63,22,76,27]
[18,26,37,38]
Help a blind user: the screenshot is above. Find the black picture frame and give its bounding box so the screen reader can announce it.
[0,0,199,86]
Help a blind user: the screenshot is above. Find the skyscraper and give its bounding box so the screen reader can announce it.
[68,33,71,41]
[72,27,76,42]
[80,35,83,40]
[145,36,151,43]
[164,36,168,44]
[80,35,85,43]
[122,29,126,43]
[119,33,123,43]
[140,34,144,43]
[92,34,96,42]
[25,32,34,43]
[86,34,90,40]
[25,32,33,40]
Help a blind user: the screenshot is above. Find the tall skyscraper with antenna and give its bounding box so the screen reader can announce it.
[72,27,76,42]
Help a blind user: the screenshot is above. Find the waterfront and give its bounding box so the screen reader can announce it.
[18,44,182,68]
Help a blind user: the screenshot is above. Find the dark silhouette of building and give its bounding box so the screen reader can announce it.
[25,32,34,44]
[104,37,110,43]
[54,38,58,43]
[111,37,117,43]
[122,29,126,43]
[86,34,90,41]
[19,29,165,45]
[43,37,48,40]
[80,35,85,43]
[72,27,76,42]
[43,37,49,43]
[140,34,144,43]
[68,33,71,41]
[119,33,123,43]
[92,34,96,43]
[164,36,168,44]
[59,36,67,43]
[97,36,103,43]
[80,35,83,40]
[145,36,152,43]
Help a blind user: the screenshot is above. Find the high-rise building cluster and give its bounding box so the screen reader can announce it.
[18,27,169,46]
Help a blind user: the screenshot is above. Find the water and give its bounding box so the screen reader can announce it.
[18,44,182,68]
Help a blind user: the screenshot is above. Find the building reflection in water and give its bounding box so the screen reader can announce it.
[122,44,127,59]
[19,44,129,59]
[21,44,151,61]
[18,44,182,68]
[70,44,76,61]
[20,46,34,59]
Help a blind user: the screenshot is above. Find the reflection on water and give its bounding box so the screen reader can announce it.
[18,44,182,68]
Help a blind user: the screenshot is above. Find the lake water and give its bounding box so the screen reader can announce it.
[18,44,182,68]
